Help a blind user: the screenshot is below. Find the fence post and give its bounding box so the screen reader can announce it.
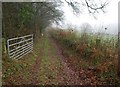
[31,34,33,52]
[7,40,10,57]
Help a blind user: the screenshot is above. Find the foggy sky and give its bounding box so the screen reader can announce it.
[60,0,119,35]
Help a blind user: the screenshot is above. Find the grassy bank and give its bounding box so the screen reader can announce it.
[49,28,119,85]
[2,37,43,83]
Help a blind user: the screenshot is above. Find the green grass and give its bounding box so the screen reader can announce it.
[2,37,43,82]
[3,34,67,85]
[38,35,63,85]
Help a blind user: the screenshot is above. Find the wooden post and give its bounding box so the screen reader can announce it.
[2,38,7,54]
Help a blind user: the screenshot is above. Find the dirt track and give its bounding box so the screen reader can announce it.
[3,33,82,85]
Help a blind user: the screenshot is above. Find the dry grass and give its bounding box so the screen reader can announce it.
[49,28,119,85]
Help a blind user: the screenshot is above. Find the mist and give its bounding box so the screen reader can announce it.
[57,0,119,35]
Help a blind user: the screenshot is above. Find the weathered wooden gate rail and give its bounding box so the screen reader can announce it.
[7,34,33,59]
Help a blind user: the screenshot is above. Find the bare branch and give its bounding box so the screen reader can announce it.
[64,0,110,16]
[85,0,109,11]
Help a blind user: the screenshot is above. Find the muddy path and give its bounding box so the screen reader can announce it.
[47,34,81,85]
[3,33,94,85]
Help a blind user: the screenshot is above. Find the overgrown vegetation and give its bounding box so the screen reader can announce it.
[2,1,119,86]
[2,37,44,84]
[49,27,119,85]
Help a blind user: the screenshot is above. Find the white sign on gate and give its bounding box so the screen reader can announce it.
[7,34,33,59]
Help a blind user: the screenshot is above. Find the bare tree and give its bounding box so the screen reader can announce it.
[63,0,110,16]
